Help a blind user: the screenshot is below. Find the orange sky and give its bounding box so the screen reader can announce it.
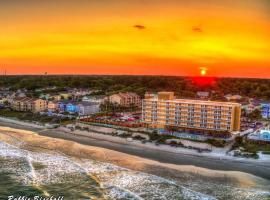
[0,0,270,77]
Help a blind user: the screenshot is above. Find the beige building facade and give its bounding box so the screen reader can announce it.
[47,101,58,112]
[12,97,47,113]
[142,92,241,132]
[109,92,141,107]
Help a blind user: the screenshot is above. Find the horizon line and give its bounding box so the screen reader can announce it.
[0,74,269,80]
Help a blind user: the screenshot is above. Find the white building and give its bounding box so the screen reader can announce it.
[82,96,105,104]
[225,94,242,101]
[197,91,210,99]
[77,102,100,116]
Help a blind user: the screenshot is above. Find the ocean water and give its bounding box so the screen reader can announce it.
[0,141,269,200]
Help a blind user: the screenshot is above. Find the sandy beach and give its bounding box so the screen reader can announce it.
[0,120,270,199]
[0,119,270,181]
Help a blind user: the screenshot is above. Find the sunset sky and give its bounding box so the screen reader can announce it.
[0,0,270,77]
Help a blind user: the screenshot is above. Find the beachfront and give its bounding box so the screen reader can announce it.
[0,122,270,200]
[0,118,270,181]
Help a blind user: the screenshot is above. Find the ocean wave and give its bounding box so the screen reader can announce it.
[106,185,144,200]
[0,141,269,200]
[0,141,217,200]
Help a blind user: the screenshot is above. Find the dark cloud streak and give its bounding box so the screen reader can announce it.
[133,24,146,30]
[192,26,203,33]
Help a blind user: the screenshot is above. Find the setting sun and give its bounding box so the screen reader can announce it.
[200,68,207,76]
[0,0,269,77]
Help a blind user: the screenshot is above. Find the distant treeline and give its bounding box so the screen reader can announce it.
[0,75,270,100]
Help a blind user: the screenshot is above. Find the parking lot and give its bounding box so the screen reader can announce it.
[240,117,265,131]
[80,112,142,128]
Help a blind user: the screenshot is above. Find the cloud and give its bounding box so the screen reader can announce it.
[192,26,203,33]
[133,24,146,30]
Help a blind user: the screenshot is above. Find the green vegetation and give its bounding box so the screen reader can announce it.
[0,108,74,125]
[247,109,262,120]
[0,109,38,121]
[233,136,270,153]
[133,135,145,141]
[117,132,132,138]
[148,133,179,144]
[1,75,270,100]
[206,139,226,147]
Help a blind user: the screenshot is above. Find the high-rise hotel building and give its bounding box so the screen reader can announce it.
[142,92,241,132]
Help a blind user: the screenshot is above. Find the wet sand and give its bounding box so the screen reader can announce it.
[1,123,270,200]
[0,120,270,182]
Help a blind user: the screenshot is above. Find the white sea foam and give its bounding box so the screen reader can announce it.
[106,185,144,200]
[98,170,216,200]
[0,141,269,200]
[0,141,217,199]
[26,153,37,184]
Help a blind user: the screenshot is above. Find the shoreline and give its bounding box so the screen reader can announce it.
[2,125,270,200]
[0,119,270,180]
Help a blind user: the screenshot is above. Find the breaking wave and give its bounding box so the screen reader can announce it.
[0,140,269,200]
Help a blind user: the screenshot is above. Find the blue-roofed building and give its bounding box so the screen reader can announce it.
[248,129,270,142]
[66,102,79,113]
[261,103,270,119]
[260,130,270,140]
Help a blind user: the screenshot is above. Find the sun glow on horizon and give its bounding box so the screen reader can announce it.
[0,0,269,77]
[200,68,207,76]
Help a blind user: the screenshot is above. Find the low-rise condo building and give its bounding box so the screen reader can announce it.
[109,92,141,107]
[142,92,241,132]
[11,97,47,113]
[47,101,58,112]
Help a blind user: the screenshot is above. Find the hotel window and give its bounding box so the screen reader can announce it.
[201,119,207,123]
[175,110,181,115]
[214,122,221,126]
[201,108,207,113]
[214,115,221,119]
[215,125,221,129]
[175,116,180,120]
[175,106,181,111]
[200,123,207,128]
[201,114,207,118]
[188,118,194,122]
[190,111,194,116]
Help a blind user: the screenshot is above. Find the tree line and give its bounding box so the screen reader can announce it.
[1,75,270,100]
